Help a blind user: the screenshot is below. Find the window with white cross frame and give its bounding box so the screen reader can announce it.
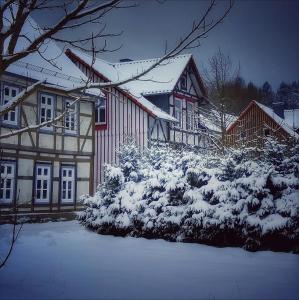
[60,165,76,204]
[1,84,20,126]
[0,161,16,204]
[34,163,52,204]
[39,93,55,131]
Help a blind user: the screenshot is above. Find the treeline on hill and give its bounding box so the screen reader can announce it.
[78,141,299,253]
[211,77,299,116]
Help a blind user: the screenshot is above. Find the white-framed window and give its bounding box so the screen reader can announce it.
[186,102,194,130]
[0,161,16,204]
[1,84,20,126]
[95,97,106,124]
[64,99,78,134]
[40,93,55,130]
[60,166,75,204]
[35,164,51,204]
[174,98,183,128]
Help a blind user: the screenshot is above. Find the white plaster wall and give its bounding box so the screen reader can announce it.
[18,158,34,177]
[17,179,32,205]
[39,133,54,149]
[80,116,92,136]
[77,162,90,178]
[53,161,60,178]
[64,136,77,151]
[77,181,89,200]
[80,139,92,152]
[52,181,59,204]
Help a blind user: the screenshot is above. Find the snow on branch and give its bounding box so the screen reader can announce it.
[0,80,44,117]
[0,95,81,140]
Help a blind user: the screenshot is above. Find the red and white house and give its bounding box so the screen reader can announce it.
[66,49,210,187]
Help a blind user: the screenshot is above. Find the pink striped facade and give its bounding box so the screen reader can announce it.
[71,57,209,190]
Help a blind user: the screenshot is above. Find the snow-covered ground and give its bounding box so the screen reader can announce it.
[0,221,298,300]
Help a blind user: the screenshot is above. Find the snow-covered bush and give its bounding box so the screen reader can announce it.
[79,139,299,252]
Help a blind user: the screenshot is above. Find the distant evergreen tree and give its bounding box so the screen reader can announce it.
[261,81,274,106]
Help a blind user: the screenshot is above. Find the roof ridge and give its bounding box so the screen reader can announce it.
[114,53,192,66]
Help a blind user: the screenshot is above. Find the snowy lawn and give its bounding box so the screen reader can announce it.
[0,221,298,300]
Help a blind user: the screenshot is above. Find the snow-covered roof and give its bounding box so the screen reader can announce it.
[68,49,178,122]
[3,13,101,97]
[70,48,192,96]
[284,109,299,129]
[255,101,299,139]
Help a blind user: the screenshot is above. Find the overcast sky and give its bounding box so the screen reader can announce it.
[34,0,299,90]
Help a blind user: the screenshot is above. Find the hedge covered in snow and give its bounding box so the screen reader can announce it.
[79,140,299,252]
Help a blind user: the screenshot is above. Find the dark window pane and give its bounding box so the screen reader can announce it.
[63,170,66,177]
[6,190,10,199]
[68,170,72,177]
[47,98,52,105]
[12,89,16,97]
[41,97,46,104]
[4,87,9,96]
[63,181,66,189]
[43,190,47,199]
[37,180,41,189]
[10,111,15,121]
[47,109,52,119]
[43,180,47,189]
[95,109,99,123]
[6,179,11,189]
[44,168,48,176]
[1,165,4,174]
[62,191,66,199]
[100,109,105,123]
[7,166,12,174]
[36,190,40,199]
[68,190,71,199]
[68,181,72,189]
[37,168,42,176]
[0,189,3,198]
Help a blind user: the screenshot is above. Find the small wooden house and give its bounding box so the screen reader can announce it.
[226,100,299,147]
[66,49,210,186]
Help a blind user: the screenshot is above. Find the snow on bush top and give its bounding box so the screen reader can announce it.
[80,139,299,251]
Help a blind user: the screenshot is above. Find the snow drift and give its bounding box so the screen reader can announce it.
[79,140,299,252]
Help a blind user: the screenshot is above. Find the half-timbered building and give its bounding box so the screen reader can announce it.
[66,49,211,186]
[0,17,100,214]
[226,100,299,147]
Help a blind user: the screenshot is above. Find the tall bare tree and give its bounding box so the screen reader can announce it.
[202,47,239,148]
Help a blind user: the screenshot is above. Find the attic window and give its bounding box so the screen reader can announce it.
[180,74,187,91]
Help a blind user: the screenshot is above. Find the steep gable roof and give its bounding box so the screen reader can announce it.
[227,100,299,139]
[66,49,178,122]
[69,49,195,94]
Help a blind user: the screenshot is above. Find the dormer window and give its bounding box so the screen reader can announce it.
[95,97,106,125]
[180,74,187,91]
